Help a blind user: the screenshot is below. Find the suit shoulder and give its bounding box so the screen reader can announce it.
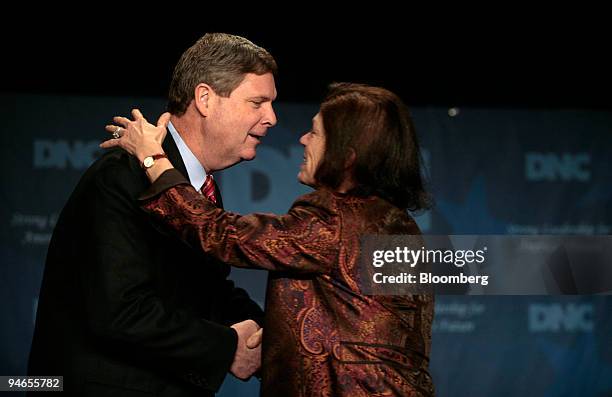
[84,149,147,195]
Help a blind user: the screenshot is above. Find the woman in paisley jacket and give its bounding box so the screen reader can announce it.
[103,83,434,397]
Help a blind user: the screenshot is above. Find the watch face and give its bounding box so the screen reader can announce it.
[143,157,154,168]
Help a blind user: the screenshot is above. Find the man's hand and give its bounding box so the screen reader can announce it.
[230,320,261,380]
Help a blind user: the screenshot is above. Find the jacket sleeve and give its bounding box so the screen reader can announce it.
[139,169,340,275]
[83,161,237,392]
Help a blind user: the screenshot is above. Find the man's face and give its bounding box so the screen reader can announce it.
[206,72,277,170]
[298,112,326,187]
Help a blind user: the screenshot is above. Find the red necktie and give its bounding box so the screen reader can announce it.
[200,174,217,205]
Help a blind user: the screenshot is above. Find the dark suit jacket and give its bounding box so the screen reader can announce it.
[28,133,263,396]
[140,172,435,397]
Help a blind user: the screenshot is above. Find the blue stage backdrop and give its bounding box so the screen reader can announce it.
[1,93,611,396]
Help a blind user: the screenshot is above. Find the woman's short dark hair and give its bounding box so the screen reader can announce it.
[315,83,432,211]
[168,33,278,116]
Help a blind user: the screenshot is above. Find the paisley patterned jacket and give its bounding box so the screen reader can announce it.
[140,169,435,397]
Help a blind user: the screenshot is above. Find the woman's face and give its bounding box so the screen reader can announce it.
[298,112,326,187]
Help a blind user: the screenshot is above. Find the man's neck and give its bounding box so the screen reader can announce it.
[170,112,212,173]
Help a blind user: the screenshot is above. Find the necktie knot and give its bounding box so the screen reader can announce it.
[200,174,217,205]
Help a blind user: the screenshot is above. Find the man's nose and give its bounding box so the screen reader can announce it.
[262,104,277,127]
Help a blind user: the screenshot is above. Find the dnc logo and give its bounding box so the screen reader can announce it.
[34,140,102,170]
[525,153,590,182]
[528,303,594,332]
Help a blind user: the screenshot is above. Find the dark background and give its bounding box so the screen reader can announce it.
[2,20,611,109]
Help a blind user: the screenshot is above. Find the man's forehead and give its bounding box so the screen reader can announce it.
[234,73,277,100]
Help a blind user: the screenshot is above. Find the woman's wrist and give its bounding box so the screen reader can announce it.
[136,144,165,164]
[144,158,174,183]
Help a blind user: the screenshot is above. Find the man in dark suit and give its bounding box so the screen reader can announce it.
[28,33,277,396]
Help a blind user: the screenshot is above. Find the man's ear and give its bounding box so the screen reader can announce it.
[193,83,213,117]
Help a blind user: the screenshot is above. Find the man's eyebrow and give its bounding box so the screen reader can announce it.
[247,96,273,101]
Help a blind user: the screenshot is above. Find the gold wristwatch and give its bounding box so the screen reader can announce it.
[142,153,167,169]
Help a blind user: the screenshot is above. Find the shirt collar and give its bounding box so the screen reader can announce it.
[167,121,207,190]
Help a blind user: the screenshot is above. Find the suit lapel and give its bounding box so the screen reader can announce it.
[144,131,191,239]
[162,130,189,179]
[213,180,224,209]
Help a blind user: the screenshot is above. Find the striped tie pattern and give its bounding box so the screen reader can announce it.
[200,174,217,205]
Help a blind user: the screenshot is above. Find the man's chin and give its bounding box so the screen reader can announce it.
[240,150,257,161]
